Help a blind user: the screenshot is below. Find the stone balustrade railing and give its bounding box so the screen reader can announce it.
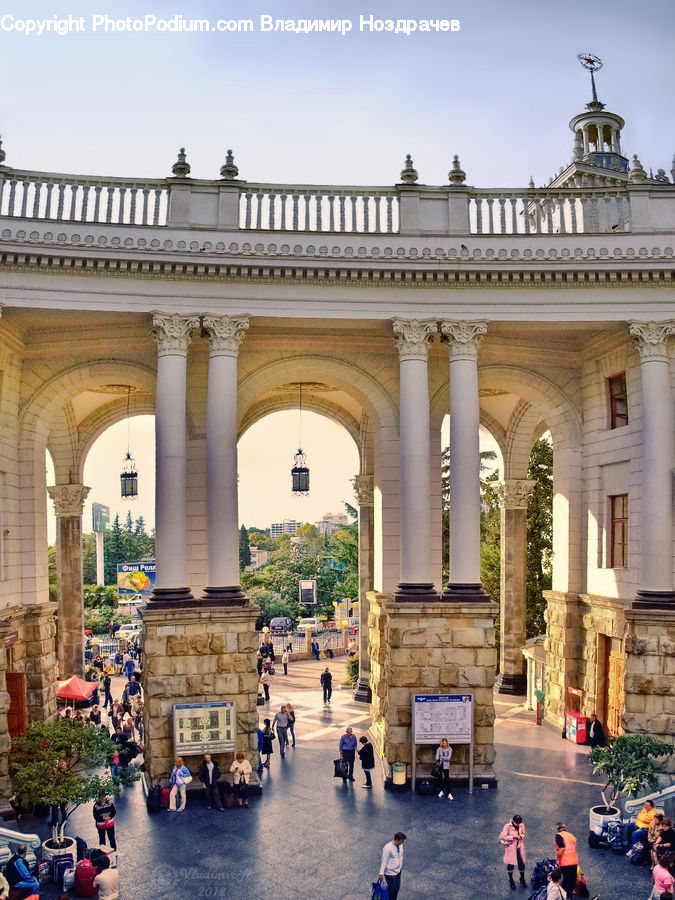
[1,165,673,236]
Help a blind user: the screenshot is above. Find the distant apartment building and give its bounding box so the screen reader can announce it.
[247,547,271,570]
[269,519,302,538]
[316,512,349,535]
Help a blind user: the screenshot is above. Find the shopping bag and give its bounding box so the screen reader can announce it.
[372,880,389,900]
[333,758,344,778]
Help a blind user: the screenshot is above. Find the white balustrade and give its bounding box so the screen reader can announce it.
[468,187,631,235]
[239,186,399,233]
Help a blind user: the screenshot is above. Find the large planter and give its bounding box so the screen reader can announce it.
[589,804,621,835]
[42,836,77,862]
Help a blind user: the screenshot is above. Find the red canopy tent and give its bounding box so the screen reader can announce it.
[57,675,97,702]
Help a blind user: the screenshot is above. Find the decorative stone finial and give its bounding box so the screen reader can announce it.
[399,154,418,184]
[448,154,466,184]
[171,147,191,177]
[0,136,5,165]
[572,133,583,162]
[528,176,535,189]
[628,154,647,183]
[671,154,675,183]
[220,149,239,180]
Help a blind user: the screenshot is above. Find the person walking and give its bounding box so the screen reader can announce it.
[198,753,223,810]
[500,814,526,890]
[358,735,375,788]
[554,823,578,897]
[286,703,296,747]
[339,726,357,783]
[378,832,406,900]
[260,718,275,767]
[131,693,144,742]
[434,737,453,799]
[93,794,117,852]
[320,667,333,703]
[230,751,253,808]
[260,666,272,703]
[281,649,289,676]
[272,705,289,758]
[169,756,192,811]
[102,672,113,710]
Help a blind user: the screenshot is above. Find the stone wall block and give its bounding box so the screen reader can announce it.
[216,655,233,673]
[458,667,486,687]
[166,636,189,656]
[453,628,487,648]
[214,674,239,694]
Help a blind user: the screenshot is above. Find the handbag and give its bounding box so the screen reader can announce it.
[182,773,193,785]
[430,761,443,779]
[372,880,389,900]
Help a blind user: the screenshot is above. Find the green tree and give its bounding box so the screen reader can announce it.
[247,530,276,551]
[239,525,251,569]
[526,438,553,637]
[124,511,134,533]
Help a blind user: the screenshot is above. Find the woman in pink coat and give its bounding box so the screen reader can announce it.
[500,814,526,891]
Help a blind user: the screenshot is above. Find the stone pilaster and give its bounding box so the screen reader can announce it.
[624,608,675,768]
[495,479,536,695]
[440,320,490,602]
[369,592,498,782]
[543,590,583,729]
[21,603,58,723]
[0,618,12,804]
[47,484,90,678]
[150,312,200,605]
[352,475,374,702]
[628,321,675,608]
[392,319,438,602]
[140,602,260,781]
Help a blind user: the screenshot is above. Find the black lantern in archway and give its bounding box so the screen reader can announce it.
[120,386,138,499]
[291,384,309,495]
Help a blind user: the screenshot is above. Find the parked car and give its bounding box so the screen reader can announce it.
[269,616,293,634]
[295,617,325,634]
[117,623,142,641]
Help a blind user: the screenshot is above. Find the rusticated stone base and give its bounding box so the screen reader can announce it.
[368,591,498,782]
[140,600,260,783]
[22,603,59,724]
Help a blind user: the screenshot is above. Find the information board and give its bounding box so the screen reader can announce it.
[173,701,236,755]
[413,694,473,745]
[117,561,156,598]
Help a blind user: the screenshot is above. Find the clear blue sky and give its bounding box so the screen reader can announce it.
[8,1,670,537]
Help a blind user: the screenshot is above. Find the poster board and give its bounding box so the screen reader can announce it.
[173,701,236,755]
[411,693,475,793]
[117,561,156,598]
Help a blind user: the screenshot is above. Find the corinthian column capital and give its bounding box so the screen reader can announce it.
[628,320,675,363]
[496,479,537,510]
[151,312,200,355]
[392,318,437,361]
[202,314,250,357]
[47,484,90,517]
[440,320,488,361]
[351,474,374,507]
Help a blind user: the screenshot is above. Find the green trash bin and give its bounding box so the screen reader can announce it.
[392,762,407,785]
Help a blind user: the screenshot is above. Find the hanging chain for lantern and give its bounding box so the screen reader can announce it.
[120,386,138,499]
[291,383,310,495]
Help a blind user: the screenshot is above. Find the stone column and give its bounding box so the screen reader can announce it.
[440,320,491,602]
[392,318,438,601]
[628,321,675,608]
[150,312,200,606]
[352,474,374,702]
[201,314,250,605]
[494,479,536,695]
[0,617,12,808]
[47,484,90,677]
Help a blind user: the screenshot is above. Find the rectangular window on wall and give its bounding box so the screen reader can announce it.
[608,373,628,429]
[609,494,628,568]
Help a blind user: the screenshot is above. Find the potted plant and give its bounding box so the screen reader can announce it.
[589,734,674,836]
[10,717,137,857]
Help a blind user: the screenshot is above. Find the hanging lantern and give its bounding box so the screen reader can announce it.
[120,451,138,499]
[291,448,310,495]
[120,386,138,499]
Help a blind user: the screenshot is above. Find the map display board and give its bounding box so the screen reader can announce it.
[173,701,236,755]
[413,694,473,745]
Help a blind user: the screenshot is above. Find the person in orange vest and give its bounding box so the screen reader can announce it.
[554,823,578,897]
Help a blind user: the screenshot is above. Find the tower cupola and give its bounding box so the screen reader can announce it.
[569,54,627,175]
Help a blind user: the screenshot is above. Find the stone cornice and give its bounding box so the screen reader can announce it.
[47,484,90,516]
[392,318,436,360]
[151,312,200,354]
[202,314,249,357]
[628,320,675,362]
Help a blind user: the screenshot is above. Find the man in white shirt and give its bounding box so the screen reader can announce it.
[93,856,119,900]
[378,831,406,900]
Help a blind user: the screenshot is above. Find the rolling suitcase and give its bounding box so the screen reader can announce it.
[161,785,171,808]
[52,851,74,884]
[146,783,162,813]
[75,858,98,897]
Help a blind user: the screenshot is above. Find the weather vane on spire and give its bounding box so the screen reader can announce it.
[577,53,604,109]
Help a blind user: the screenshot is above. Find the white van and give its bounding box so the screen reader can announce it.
[296,617,325,634]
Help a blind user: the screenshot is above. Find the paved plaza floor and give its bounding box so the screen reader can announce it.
[12,659,658,899]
